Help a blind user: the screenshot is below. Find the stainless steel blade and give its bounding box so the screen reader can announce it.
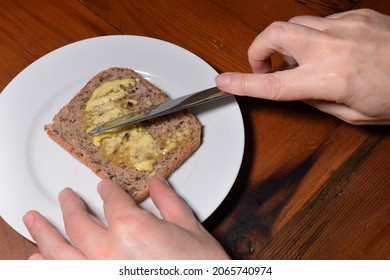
[87,87,230,136]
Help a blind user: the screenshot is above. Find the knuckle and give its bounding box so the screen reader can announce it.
[110,221,135,240]
[263,73,282,99]
[63,212,85,238]
[341,9,378,31]
[111,211,153,236]
[228,74,251,94]
[265,21,288,41]
[351,8,375,19]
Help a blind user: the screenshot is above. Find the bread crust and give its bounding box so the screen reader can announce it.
[44,67,201,202]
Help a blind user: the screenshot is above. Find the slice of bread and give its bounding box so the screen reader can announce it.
[44,67,201,202]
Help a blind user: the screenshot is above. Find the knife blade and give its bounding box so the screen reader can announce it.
[87,86,230,136]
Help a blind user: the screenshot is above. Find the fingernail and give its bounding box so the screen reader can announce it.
[97,180,104,192]
[58,187,72,203]
[215,73,231,87]
[28,253,44,260]
[97,179,111,193]
[23,212,34,228]
[155,175,170,187]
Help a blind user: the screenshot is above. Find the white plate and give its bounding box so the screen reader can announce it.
[0,35,244,243]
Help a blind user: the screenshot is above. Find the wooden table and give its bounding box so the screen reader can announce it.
[1,0,389,260]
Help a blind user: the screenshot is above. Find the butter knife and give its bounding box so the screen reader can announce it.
[87,86,230,136]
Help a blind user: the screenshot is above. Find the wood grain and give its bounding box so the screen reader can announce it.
[297,0,360,16]
[255,133,390,259]
[81,0,256,73]
[0,0,119,91]
[0,0,120,260]
[0,217,37,259]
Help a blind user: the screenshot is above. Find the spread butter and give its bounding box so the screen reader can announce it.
[84,79,191,171]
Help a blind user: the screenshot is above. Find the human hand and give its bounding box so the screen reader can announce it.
[216,9,390,125]
[23,177,229,259]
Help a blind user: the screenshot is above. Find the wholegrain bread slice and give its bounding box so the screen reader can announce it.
[44,67,201,202]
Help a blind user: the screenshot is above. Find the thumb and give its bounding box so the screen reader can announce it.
[149,176,199,229]
[216,71,287,100]
[215,70,330,101]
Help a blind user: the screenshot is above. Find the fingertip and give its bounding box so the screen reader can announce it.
[215,73,232,88]
[216,72,252,96]
[58,187,74,203]
[149,176,168,200]
[96,179,129,205]
[97,179,108,193]
[149,176,197,226]
[151,175,170,188]
[97,179,119,194]
[150,175,179,199]
[23,210,38,229]
[28,253,45,260]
